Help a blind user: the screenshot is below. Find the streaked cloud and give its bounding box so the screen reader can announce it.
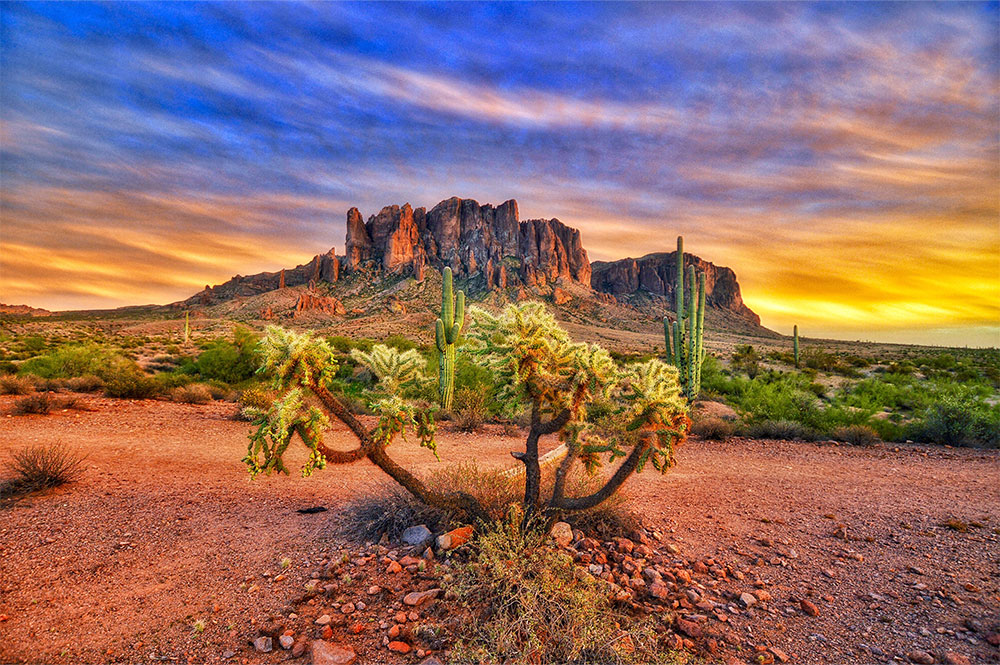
[0,2,997,346]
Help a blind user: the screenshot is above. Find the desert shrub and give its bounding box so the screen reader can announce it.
[0,374,34,395]
[831,424,881,446]
[33,377,65,393]
[449,511,663,664]
[193,326,260,384]
[453,386,488,432]
[910,398,1000,448]
[104,369,162,399]
[171,383,213,404]
[731,344,763,378]
[5,444,87,491]
[744,419,815,441]
[23,335,47,354]
[691,416,734,440]
[18,343,123,379]
[63,374,104,392]
[12,393,58,415]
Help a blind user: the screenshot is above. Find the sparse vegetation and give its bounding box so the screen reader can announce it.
[691,416,735,440]
[0,374,34,395]
[4,444,87,492]
[170,383,213,404]
[831,424,881,446]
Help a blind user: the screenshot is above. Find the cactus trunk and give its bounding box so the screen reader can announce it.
[664,236,706,400]
[435,267,465,410]
[793,325,800,368]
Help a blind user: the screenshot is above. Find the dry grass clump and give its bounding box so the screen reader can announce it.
[831,424,881,446]
[64,374,105,392]
[691,416,735,440]
[171,383,213,404]
[0,375,34,395]
[4,444,87,493]
[449,511,666,665]
[453,387,489,433]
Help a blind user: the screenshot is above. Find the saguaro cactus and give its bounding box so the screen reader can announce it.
[435,267,465,410]
[663,236,705,400]
[793,325,800,368]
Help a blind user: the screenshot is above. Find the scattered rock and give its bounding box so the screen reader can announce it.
[386,560,403,574]
[420,657,444,665]
[437,525,474,551]
[402,525,433,547]
[315,614,332,625]
[388,641,412,654]
[739,592,757,608]
[403,588,441,606]
[800,599,820,617]
[278,635,294,650]
[943,653,971,665]
[551,522,573,548]
[310,640,357,665]
[368,585,381,595]
[676,618,703,638]
[253,637,272,653]
[907,651,935,664]
[769,647,789,663]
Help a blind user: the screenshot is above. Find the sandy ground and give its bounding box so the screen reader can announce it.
[1,396,998,664]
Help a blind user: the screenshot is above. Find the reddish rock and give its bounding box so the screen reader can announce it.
[906,651,935,665]
[676,618,702,638]
[437,525,473,551]
[388,641,412,654]
[551,287,571,305]
[310,640,357,665]
[403,588,441,606]
[385,560,403,574]
[800,599,820,617]
[294,293,345,317]
[943,653,971,665]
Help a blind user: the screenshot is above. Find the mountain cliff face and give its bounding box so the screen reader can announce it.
[179,196,761,330]
[345,197,591,288]
[591,252,759,325]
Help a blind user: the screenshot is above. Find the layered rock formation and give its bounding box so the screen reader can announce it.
[591,252,759,325]
[345,197,590,288]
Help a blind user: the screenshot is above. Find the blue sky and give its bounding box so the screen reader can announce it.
[1,2,998,346]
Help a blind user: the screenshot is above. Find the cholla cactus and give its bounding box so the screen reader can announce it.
[469,302,689,513]
[351,344,428,394]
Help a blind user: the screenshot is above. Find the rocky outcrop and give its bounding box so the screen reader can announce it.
[294,292,345,317]
[0,303,52,317]
[345,197,590,288]
[184,248,340,306]
[591,252,759,325]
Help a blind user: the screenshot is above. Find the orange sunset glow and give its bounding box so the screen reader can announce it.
[1,2,998,346]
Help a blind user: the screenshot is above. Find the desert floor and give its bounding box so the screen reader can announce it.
[1,396,998,664]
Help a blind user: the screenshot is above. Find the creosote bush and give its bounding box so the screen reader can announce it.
[448,509,665,665]
[691,416,735,440]
[5,444,87,491]
[743,419,815,441]
[453,386,488,432]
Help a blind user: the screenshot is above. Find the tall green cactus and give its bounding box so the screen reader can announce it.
[662,236,705,400]
[793,325,800,368]
[435,267,465,410]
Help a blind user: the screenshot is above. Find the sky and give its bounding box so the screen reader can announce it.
[1,2,998,347]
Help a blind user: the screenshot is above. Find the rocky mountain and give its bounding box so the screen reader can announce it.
[346,197,590,288]
[0,303,52,317]
[591,252,760,325]
[178,196,761,330]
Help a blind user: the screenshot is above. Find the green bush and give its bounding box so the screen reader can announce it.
[104,369,162,399]
[453,386,488,432]
[691,416,734,440]
[910,398,1000,448]
[192,327,260,384]
[744,419,816,441]
[170,383,213,404]
[63,375,104,392]
[19,343,123,379]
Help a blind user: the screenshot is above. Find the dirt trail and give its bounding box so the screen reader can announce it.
[1,397,997,664]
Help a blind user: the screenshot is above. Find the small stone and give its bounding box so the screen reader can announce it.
[279,635,294,650]
[551,522,573,548]
[388,641,412,654]
[321,626,334,640]
[355,601,366,611]
[943,653,971,665]
[291,640,307,658]
[368,585,382,595]
[985,632,1000,647]
[399,555,422,567]
[408,611,419,621]
[800,599,820,617]
[770,646,789,663]
[221,650,235,660]
[740,592,757,608]
[395,611,408,624]
[316,614,332,625]
[401,525,433,547]
[403,588,441,606]
[906,651,934,665]
[253,637,272,653]
[589,564,604,576]
[386,560,403,574]
[310,640,357,665]
[388,624,401,639]
[341,602,355,614]
[419,658,444,665]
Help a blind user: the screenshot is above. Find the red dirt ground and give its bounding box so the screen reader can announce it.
[1,396,998,664]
